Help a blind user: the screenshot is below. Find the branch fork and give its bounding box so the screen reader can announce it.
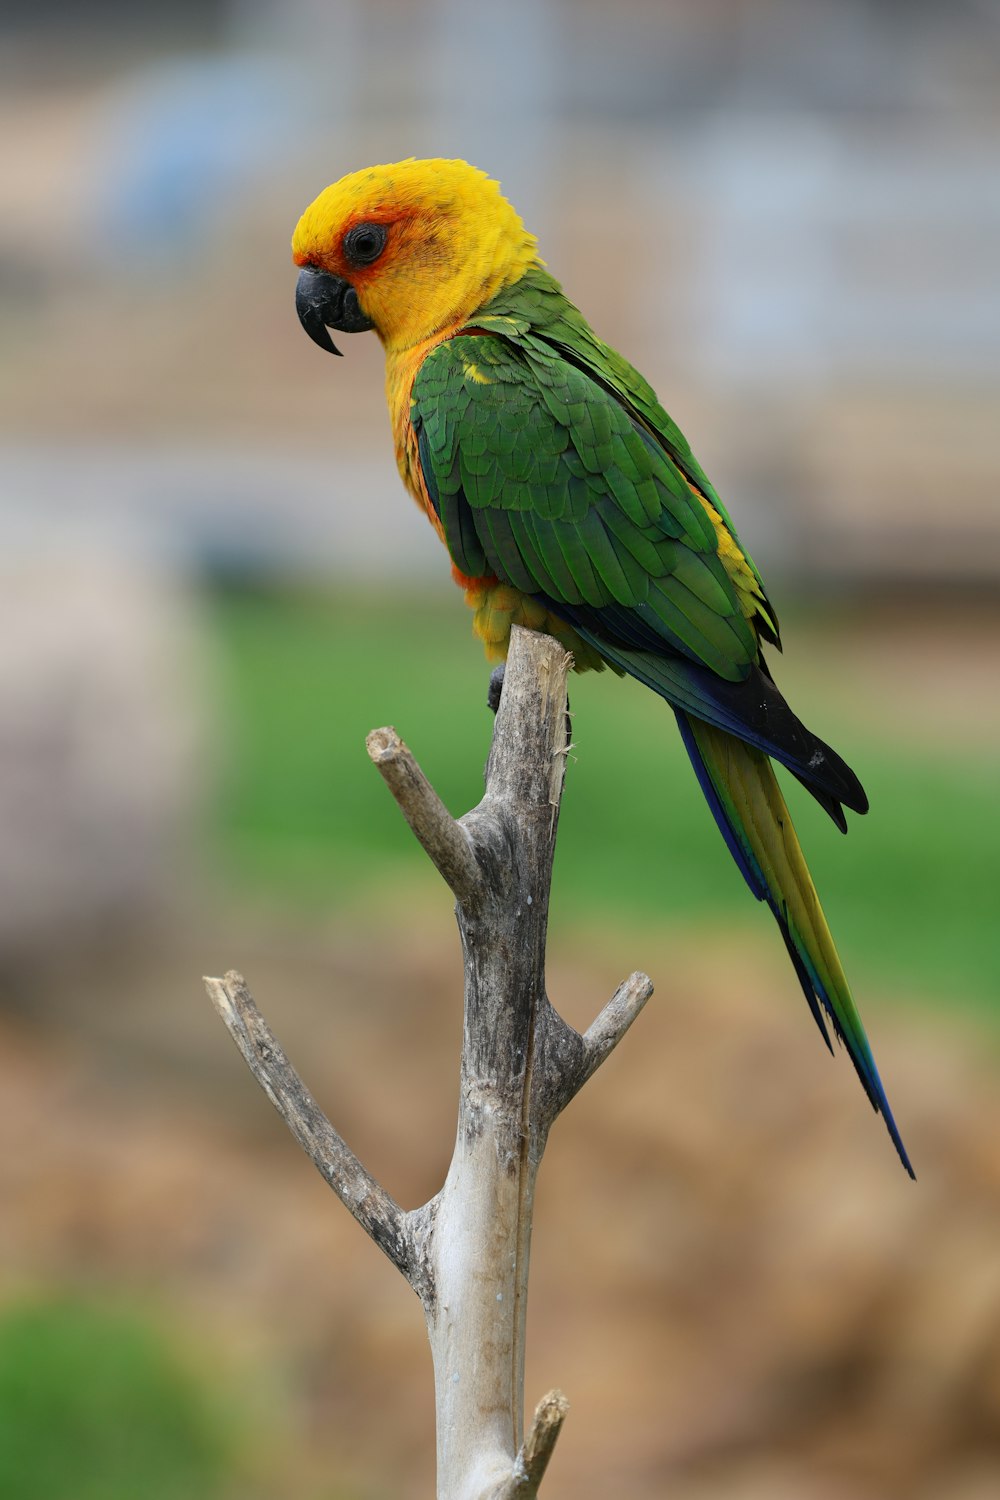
[205,626,654,1498]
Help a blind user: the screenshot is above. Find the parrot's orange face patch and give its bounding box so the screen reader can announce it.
[292,158,539,354]
[293,209,409,283]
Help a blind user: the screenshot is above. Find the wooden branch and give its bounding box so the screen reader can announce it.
[573,969,655,1099]
[204,623,657,1498]
[523,969,655,1129]
[203,969,429,1299]
[366,726,482,905]
[420,629,575,1500]
[493,1390,570,1499]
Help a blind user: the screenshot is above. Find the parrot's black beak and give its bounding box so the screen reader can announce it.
[295,266,374,356]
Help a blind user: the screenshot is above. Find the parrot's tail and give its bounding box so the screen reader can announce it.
[676,710,914,1178]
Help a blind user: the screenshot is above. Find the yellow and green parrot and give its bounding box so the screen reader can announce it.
[292,158,912,1176]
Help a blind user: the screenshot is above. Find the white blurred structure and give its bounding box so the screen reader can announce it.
[0,560,204,957]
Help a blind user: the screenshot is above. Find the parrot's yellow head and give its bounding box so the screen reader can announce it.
[291,158,539,356]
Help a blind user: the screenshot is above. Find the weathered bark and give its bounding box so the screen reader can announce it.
[205,625,653,1498]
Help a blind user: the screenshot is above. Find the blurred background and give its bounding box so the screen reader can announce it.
[1,1,999,1496]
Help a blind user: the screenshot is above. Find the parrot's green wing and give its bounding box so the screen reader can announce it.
[469,265,777,628]
[412,329,860,813]
[414,332,760,680]
[411,309,913,1179]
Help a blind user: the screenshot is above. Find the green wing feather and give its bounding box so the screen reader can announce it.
[415,332,757,681]
[472,267,779,641]
[410,268,910,1176]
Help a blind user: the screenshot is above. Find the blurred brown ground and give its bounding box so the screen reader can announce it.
[4,905,999,1500]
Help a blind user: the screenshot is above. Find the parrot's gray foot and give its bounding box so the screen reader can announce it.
[487,664,505,715]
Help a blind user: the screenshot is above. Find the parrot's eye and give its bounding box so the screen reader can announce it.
[343,222,388,268]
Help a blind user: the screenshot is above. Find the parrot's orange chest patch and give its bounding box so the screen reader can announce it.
[383,333,606,673]
[385,333,458,540]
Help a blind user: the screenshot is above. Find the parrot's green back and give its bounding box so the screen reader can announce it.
[412,264,913,1177]
[470,268,771,597]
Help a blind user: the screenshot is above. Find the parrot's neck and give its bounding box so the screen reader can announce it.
[378,234,539,358]
[382,244,538,483]
[382,235,547,532]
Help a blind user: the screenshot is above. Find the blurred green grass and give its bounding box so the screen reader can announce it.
[206,586,997,1014]
[0,1298,236,1500]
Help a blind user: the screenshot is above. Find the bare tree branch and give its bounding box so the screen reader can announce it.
[574,969,656,1097]
[526,971,656,1127]
[492,1390,570,1499]
[366,726,483,905]
[205,625,656,1497]
[203,969,430,1299]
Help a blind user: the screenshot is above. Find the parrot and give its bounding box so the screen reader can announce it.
[291,157,912,1177]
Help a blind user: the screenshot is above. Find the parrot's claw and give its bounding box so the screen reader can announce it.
[487,664,505,715]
